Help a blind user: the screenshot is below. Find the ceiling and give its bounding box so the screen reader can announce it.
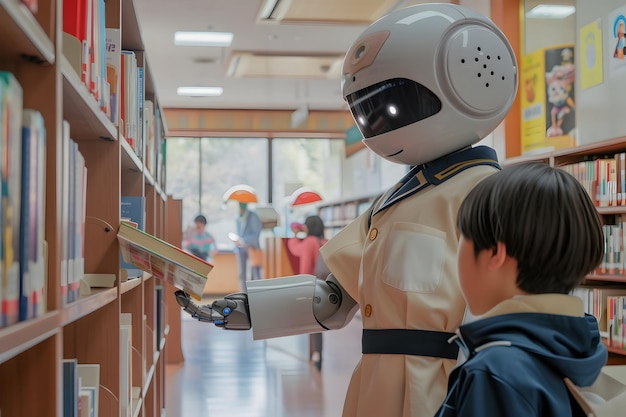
[132,0,438,112]
[131,0,575,113]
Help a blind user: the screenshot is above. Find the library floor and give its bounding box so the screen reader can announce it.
[165,311,363,416]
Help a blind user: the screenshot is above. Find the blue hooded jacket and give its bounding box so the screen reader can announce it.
[435,312,607,417]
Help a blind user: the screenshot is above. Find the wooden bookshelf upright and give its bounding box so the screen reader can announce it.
[0,0,180,416]
[503,137,626,365]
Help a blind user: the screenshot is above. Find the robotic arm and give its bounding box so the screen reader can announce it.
[175,273,358,340]
[175,291,251,329]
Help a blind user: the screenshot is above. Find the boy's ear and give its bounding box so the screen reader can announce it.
[488,242,508,270]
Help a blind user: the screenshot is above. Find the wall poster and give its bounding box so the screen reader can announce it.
[520,44,576,154]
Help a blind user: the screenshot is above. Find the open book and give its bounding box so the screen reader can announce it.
[565,366,626,417]
[117,221,213,300]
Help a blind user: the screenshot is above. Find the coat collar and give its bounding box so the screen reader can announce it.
[374,146,500,215]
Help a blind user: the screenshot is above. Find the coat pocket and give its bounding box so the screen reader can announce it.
[381,222,446,293]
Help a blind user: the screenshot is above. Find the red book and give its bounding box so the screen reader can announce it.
[63,0,91,85]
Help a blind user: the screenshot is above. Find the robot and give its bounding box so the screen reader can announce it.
[176,3,517,416]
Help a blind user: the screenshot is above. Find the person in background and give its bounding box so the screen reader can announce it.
[182,214,218,263]
[288,215,327,371]
[434,162,607,417]
[234,202,263,291]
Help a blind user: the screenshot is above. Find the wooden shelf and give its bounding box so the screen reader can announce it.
[61,56,117,141]
[585,274,626,284]
[0,311,59,364]
[0,0,54,64]
[121,276,144,294]
[121,135,143,172]
[61,288,118,326]
[0,0,179,415]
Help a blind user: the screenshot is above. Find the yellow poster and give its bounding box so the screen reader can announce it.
[580,19,604,89]
[520,45,576,154]
[520,49,547,153]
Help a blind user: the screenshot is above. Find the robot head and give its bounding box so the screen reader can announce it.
[342,3,518,165]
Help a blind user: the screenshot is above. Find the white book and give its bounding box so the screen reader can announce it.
[77,363,99,417]
[60,121,71,304]
[120,313,132,417]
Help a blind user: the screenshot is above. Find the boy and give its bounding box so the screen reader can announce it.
[435,162,608,417]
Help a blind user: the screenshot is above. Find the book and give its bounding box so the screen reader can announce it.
[19,109,47,321]
[62,0,91,89]
[117,221,212,300]
[120,196,145,280]
[0,71,23,327]
[120,313,132,417]
[60,120,71,303]
[63,358,79,417]
[565,366,626,417]
[155,285,164,350]
[77,363,99,417]
[105,28,121,125]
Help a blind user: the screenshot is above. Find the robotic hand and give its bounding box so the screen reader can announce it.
[176,273,358,340]
[175,290,252,330]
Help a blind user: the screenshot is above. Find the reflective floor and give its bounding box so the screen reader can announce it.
[166,312,363,416]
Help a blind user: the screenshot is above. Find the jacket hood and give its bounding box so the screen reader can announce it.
[457,295,607,387]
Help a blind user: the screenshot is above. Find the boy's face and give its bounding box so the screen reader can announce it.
[458,235,522,316]
[457,235,498,316]
[458,235,482,314]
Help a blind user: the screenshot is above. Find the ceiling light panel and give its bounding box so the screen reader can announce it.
[227,52,344,78]
[526,4,576,19]
[174,31,234,47]
[177,86,224,96]
[257,0,398,24]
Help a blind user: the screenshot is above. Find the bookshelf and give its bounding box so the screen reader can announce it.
[317,193,378,238]
[0,0,180,416]
[504,137,626,363]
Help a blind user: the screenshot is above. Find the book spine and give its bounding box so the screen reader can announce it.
[0,72,23,327]
[105,28,121,125]
[137,65,144,160]
[33,111,47,317]
[120,196,146,279]
[60,121,71,303]
[19,110,40,320]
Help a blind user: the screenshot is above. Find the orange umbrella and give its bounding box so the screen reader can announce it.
[290,187,323,206]
[223,184,258,203]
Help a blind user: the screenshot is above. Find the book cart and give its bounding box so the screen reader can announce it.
[503,136,626,366]
[0,0,183,416]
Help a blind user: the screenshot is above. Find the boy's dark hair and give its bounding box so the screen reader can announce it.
[194,214,207,225]
[304,215,325,239]
[457,162,604,294]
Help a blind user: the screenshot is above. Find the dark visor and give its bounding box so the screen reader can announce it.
[345,78,442,138]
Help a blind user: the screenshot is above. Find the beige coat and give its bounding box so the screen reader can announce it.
[321,164,498,417]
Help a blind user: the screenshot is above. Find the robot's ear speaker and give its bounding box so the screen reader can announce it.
[438,25,518,118]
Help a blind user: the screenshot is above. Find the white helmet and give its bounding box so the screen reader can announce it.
[342,3,518,166]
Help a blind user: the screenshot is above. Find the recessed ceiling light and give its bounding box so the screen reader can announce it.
[174,31,234,47]
[526,4,575,19]
[177,86,223,97]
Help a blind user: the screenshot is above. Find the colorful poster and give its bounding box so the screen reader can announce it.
[608,7,626,77]
[520,45,576,154]
[580,18,604,90]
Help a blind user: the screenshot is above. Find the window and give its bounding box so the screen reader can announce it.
[167,137,268,250]
[271,138,343,236]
